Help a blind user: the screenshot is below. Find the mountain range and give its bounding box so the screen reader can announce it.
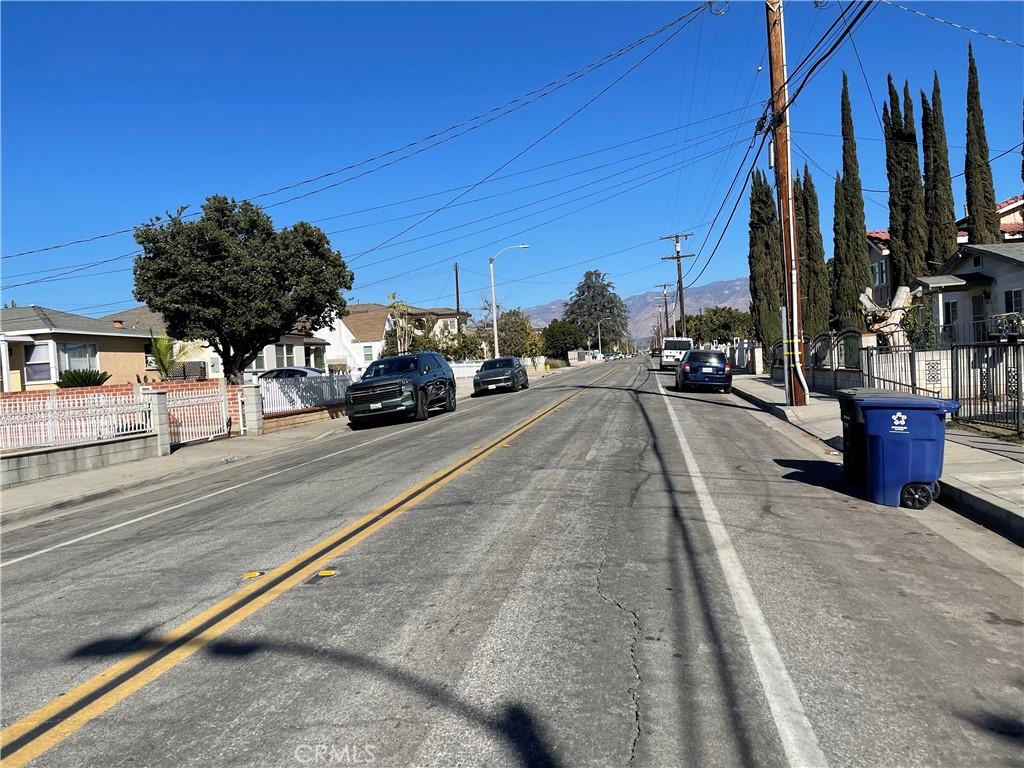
[523,276,750,338]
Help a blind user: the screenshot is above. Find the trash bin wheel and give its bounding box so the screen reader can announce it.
[900,483,933,510]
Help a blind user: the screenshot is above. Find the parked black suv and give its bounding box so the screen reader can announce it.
[345,353,456,425]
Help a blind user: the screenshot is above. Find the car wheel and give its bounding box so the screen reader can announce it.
[512,376,520,392]
[523,376,530,389]
[722,385,732,394]
[444,386,456,412]
[414,390,429,421]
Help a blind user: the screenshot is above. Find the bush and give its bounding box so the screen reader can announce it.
[546,358,567,369]
[57,369,112,388]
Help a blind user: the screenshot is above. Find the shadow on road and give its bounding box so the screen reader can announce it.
[773,458,866,501]
[612,365,759,767]
[67,632,562,768]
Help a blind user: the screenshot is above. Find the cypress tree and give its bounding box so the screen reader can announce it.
[793,172,809,333]
[831,172,845,329]
[832,73,872,329]
[901,82,927,284]
[747,170,783,345]
[921,72,957,270]
[964,43,1000,243]
[800,165,830,336]
[882,80,906,291]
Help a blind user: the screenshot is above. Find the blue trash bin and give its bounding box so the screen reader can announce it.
[850,391,960,509]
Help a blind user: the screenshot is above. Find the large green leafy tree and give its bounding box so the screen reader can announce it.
[679,307,753,344]
[134,196,353,383]
[832,73,873,329]
[797,166,830,336]
[964,43,1001,244]
[562,270,629,346]
[747,169,783,344]
[921,73,958,270]
[542,319,586,360]
[496,309,537,357]
[883,76,927,289]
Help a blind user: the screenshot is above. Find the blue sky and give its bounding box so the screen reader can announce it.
[2,1,1022,320]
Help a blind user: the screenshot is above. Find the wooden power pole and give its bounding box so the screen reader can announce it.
[661,232,695,337]
[657,283,672,336]
[765,0,808,406]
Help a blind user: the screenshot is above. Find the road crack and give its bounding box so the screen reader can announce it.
[595,522,642,765]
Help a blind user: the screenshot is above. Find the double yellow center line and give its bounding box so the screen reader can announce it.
[1,365,619,767]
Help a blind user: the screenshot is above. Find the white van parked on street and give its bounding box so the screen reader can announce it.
[659,337,694,370]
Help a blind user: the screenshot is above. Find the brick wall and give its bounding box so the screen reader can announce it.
[0,383,138,402]
[226,384,245,434]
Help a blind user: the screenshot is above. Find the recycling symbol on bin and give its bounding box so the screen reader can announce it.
[891,411,908,427]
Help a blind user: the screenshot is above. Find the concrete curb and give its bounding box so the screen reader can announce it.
[731,381,1023,547]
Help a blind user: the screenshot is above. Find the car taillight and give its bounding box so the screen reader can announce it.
[683,362,690,372]
[724,363,731,373]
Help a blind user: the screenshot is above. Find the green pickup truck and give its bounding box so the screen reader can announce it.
[345,352,456,426]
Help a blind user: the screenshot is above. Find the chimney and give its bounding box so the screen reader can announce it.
[112,319,124,329]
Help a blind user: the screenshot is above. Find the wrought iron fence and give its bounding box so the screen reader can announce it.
[0,392,153,451]
[951,342,1023,435]
[861,345,951,398]
[163,387,228,444]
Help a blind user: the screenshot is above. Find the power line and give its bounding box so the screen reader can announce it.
[878,0,1024,48]
[5,133,751,289]
[350,4,709,264]
[2,6,709,261]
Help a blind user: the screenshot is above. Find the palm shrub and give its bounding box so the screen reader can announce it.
[57,369,111,388]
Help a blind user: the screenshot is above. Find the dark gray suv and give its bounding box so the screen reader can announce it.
[345,353,455,425]
[472,357,529,395]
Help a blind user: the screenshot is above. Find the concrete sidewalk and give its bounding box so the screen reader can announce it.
[731,374,1024,545]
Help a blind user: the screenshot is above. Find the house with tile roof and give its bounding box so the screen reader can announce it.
[0,305,152,391]
[100,306,330,381]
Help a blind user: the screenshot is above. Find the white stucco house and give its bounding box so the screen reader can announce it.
[914,242,1024,343]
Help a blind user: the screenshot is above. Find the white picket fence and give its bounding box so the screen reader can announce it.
[164,387,229,444]
[259,374,352,415]
[0,392,153,451]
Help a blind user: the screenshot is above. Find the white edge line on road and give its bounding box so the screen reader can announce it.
[0,367,578,568]
[654,373,829,768]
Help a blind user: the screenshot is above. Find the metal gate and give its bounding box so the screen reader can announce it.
[165,387,229,445]
[951,342,1023,435]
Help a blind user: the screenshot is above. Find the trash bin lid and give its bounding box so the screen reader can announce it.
[837,388,959,414]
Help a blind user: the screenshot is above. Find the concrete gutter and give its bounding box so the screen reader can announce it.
[731,377,1024,547]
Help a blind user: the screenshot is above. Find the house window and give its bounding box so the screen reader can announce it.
[143,342,157,370]
[363,345,374,362]
[276,343,295,367]
[306,346,325,370]
[210,354,221,374]
[24,343,55,383]
[57,342,98,372]
[943,300,958,324]
[870,261,887,287]
[441,318,457,333]
[1005,289,1023,314]
[248,348,267,372]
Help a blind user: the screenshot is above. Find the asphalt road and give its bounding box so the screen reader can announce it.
[2,359,1021,768]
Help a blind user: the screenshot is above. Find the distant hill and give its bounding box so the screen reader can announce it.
[523,276,750,338]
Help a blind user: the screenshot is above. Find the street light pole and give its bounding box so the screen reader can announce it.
[489,244,529,358]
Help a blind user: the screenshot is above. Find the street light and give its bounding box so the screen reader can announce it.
[489,243,529,358]
[597,316,611,357]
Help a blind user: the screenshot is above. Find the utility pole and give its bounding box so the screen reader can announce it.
[657,283,672,337]
[454,262,462,336]
[660,233,695,337]
[765,0,808,406]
